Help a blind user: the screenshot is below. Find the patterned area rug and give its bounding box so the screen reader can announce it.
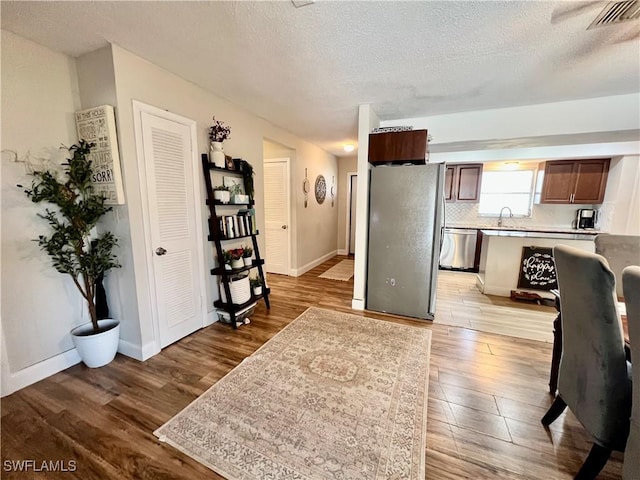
[318,259,354,281]
[155,307,431,479]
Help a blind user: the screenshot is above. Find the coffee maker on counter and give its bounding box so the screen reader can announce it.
[575,208,598,229]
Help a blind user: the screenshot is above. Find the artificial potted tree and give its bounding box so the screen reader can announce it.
[22,140,121,368]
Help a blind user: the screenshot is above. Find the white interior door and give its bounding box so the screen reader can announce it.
[349,173,357,255]
[139,108,205,348]
[264,158,291,275]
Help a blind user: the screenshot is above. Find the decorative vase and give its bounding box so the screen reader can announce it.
[70,319,120,368]
[231,258,244,269]
[243,257,253,266]
[210,141,226,168]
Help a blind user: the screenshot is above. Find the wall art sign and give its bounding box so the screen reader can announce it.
[517,246,557,290]
[75,105,125,205]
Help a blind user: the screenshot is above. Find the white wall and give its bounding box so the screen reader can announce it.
[337,155,357,254]
[352,105,379,310]
[1,34,338,393]
[75,46,144,356]
[383,94,640,145]
[1,31,83,394]
[600,155,640,235]
[109,44,337,350]
[264,139,339,275]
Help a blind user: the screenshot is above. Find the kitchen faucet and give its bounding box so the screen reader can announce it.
[498,206,513,228]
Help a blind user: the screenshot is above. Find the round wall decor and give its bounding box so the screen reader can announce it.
[315,175,326,204]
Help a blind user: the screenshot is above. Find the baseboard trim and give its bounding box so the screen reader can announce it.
[1,348,81,397]
[140,341,160,361]
[118,337,160,361]
[291,250,337,277]
[337,249,348,256]
[351,298,365,310]
[204,310,219,327]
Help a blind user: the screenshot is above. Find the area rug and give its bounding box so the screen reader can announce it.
[154,307,431,479]
[318,259,354,281]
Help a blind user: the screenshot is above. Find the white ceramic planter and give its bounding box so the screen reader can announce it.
[213,190,230,204]
[243,257,253,266]
[231,258,244,269]
[71,319,120,368]
[253,286,263,296]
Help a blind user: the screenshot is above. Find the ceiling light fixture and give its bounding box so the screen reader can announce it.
[343,144,355,153]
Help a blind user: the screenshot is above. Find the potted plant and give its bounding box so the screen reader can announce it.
[22,140,121,368]
[229,183,249,204]
[242,246,253,266]
[238,160,255,202]
[213,185,230,204]
[250,276,264,296]
[228,248,244,269]
[221,249,232,270]
[209,116,231,169]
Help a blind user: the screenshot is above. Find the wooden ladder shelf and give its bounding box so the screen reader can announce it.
[201,154,270,328]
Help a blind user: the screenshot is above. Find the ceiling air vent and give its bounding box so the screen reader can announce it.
[588,1,640,28]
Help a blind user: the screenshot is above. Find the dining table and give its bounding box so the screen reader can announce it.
[548,289,630,394]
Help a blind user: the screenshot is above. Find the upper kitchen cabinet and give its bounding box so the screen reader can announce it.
[445,163,483,202]
[368,129,428,165]
[540,159,610,204]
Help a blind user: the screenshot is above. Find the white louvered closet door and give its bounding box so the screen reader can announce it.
[141,111,203,347]
[264,159,290,275]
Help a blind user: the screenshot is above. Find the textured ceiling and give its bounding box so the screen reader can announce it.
[2,1,639,156]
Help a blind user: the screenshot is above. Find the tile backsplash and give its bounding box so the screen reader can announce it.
[446,202,609,231]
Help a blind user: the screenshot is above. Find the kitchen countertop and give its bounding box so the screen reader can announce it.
[447,224,603,235]
[480,229,597,241]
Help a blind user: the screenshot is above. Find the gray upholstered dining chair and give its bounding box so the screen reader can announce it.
[623,266,640,480]
[542,244,631,480]
[595,234,640,298]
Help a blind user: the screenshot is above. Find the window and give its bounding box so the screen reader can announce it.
[478,169,535,216]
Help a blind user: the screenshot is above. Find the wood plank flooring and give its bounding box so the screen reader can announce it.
[1,256,624,479]
[436,270,556,343]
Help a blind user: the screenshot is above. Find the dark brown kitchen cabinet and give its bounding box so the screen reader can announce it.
[368,129,428,165]
[540,159,610,204]
[444,163,483,202]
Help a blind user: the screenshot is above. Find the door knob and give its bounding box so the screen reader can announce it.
[281,225,288,230]
[155,247,167,256]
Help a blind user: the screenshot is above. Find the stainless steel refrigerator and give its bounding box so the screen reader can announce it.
[367,164,444,320]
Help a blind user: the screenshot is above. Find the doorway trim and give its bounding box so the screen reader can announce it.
[132,100,208,355]
[345,171,357,256]
[263,157,293,276]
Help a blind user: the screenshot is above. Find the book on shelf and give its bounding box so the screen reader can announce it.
[215,210,257,240]
[237,208,257,235]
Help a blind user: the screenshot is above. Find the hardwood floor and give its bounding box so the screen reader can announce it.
[436,270,556,343]
[1,256,624,479]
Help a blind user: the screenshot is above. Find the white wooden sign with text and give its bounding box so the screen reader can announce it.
[75,105,125,205]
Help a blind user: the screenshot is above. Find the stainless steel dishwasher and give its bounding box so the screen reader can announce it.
[439,228,478,270]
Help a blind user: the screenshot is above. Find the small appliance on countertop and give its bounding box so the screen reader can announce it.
[575,208,598,230]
